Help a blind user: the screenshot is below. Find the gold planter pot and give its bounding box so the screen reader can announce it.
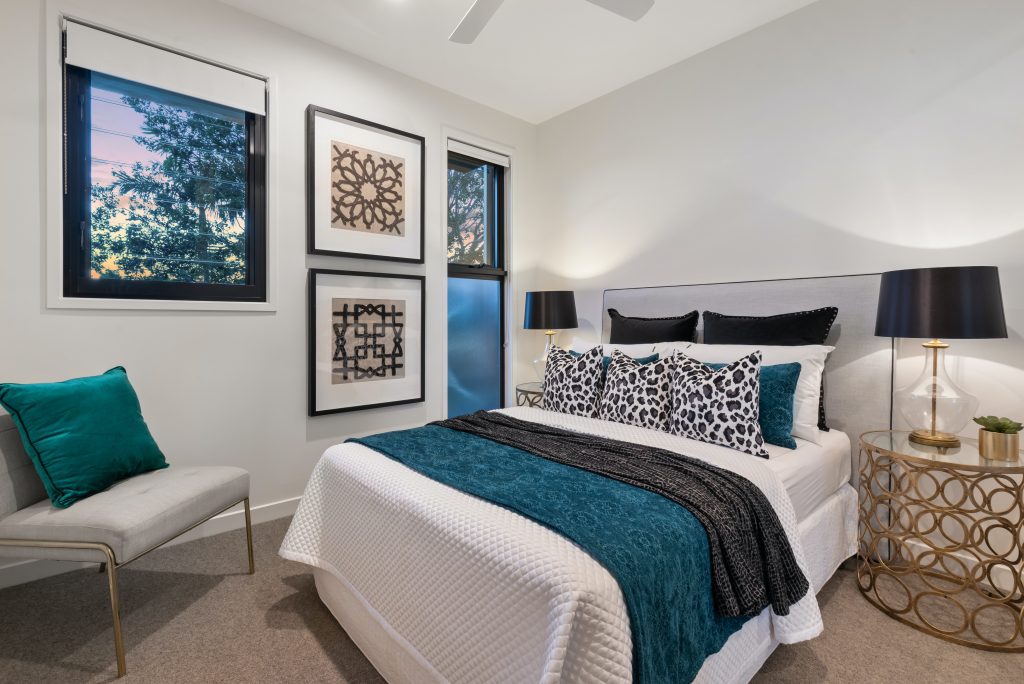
[978,429,1020,461]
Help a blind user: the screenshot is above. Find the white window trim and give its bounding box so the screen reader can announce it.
[440,127,517,415]
[44,4,278,311]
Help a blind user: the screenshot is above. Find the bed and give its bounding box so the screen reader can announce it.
[281,274,891,683]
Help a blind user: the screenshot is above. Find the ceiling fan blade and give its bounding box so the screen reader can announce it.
[449,0,507,44]
[585,0,655,22]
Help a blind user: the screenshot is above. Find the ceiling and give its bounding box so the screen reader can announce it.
[222,0,819,123]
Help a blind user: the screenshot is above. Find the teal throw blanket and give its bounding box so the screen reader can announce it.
[353,425,749,683]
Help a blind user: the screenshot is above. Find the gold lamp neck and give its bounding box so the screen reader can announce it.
[922,339,949,349]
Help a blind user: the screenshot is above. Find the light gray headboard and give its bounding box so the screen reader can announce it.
[603,274,893,471]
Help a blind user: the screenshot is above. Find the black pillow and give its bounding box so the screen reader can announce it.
[701,307,838,431]
[702,307,838,346]
[607,308,698,344]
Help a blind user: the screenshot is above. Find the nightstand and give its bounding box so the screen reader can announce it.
[857,430,1023,651]
[515,382,543,408]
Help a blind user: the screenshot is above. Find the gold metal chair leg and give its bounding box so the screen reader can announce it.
[104,550,127,678]
[244,497,255,575]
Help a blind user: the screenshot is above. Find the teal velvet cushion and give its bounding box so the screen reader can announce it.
[0,367,168,508]
[569,350,660,379]
[709,361,801,449]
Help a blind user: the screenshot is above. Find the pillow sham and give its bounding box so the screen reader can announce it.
[701,307,838,346]
[608,308,699,344]
[570,337,657,358]
[669,352,768,458]
[0,367,168,508]
[707,361,801,449]
[569,348,660,379]
[543,346,604,418]
[598,350,674,432]
[701,307,838,432]
[684,343,833,444]
[651,341,692,358]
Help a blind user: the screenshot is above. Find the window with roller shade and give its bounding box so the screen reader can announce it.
[62,19,267,302]
[447,146,507,417]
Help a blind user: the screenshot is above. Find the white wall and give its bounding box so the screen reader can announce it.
[0,0,540,582]
[522,0,1024,428]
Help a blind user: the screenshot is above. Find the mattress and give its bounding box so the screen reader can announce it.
[281,407,847,683]
[763,429,851,520]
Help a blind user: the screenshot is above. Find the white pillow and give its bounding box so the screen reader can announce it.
[569,337,657,357]
[682,343,834,444]
[651,341,693,358]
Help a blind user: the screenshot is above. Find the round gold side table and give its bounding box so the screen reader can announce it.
[515,382,543,408]
[857,430,1024,651]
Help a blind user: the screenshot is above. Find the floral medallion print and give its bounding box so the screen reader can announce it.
[330,141,405,235]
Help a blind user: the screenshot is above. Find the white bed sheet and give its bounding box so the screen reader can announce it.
[281,408,850,683]
[764,429,851,521]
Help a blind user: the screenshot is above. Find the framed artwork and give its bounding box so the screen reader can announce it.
[308,268,425,416]
[306,105,425,263]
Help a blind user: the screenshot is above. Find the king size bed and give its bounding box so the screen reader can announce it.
[281,274,891,683]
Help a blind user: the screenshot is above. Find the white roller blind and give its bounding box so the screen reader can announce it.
[64,20,266,116]
[447,139,511,168]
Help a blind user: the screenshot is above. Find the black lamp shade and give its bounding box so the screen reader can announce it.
[524,291,578,330]
[875,266,1007,339]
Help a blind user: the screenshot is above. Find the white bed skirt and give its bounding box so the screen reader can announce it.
[311,484,857,684]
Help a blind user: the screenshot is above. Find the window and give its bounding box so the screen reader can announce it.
[447,148,507,417]
[61,20,267,302]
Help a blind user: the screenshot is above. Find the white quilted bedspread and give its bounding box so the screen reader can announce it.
[280,408,824,683]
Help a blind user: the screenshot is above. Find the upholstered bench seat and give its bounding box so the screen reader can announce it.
[0,465,249,564]
[0,409,253,677]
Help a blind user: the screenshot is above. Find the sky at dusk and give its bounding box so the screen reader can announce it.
[90,85,161,190]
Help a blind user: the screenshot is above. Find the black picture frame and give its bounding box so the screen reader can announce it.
[308,268,426,416]
[306,105,425,263]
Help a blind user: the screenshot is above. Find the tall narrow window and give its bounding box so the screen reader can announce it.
[62,20,267,302]
[447,148,507,417]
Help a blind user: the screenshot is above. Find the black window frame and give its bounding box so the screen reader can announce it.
[446,150,507,409]
[62,64,268,303]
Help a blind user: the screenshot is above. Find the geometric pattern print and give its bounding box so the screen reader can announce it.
[330,141,406,235]
[670,351,768,458]
[598,350,674,432]
[542,346,604,418]
[331,298,405,384]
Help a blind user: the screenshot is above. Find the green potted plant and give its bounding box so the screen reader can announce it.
[973,416,1022,461]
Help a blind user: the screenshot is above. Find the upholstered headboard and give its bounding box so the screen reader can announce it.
[602,274,893,471]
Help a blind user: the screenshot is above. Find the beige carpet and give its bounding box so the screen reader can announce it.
[0,517,1019,683]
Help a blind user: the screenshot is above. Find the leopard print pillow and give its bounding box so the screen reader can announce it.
[598,350,674,432]
[669,351,768,458]
[543,346,604,418]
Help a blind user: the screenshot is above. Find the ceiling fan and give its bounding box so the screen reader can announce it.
[449,0,655,44]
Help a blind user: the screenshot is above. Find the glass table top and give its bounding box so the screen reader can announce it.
[516,382,543,393]
[861,430,1024,472]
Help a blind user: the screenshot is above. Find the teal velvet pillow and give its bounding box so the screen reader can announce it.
[569,350,660,380]
[0,367,168,508]
[708,361,801,449]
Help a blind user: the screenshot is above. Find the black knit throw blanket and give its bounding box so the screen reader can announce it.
[433,411,809,618]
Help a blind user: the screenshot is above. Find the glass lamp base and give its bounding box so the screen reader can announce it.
[909,429,961,448]
[896,340,977,450]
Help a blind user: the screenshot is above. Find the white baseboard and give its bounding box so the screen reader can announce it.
[0,496,300,591]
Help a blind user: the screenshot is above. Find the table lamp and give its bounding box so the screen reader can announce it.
[875,266,1007,448]
[524,290,578,379]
